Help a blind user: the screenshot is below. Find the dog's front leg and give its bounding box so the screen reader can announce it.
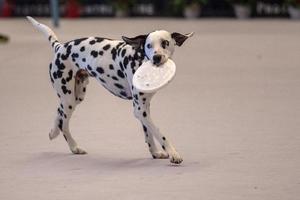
[133,91,183,164]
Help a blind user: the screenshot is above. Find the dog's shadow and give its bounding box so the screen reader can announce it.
[28,152,176,171]
[25,151,204,175]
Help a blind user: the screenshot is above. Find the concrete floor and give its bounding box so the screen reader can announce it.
[0,18,300,200]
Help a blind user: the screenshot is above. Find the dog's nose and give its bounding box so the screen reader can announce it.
[153,55,162,65]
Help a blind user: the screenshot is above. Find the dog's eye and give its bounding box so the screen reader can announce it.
[161,40,169,49]
[146,43,152,49]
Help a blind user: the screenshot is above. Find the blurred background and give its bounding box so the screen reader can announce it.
[1,1,300,200]
[1,0,300,20]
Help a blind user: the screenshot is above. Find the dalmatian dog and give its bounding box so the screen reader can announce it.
[27,16,193,164]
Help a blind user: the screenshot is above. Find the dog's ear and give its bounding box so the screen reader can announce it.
[122,34,148,48]
[171,32,194,47]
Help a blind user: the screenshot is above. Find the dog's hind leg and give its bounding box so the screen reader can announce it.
[50,102,87,154]
[49,56,88,154]
[49,111,61,140]
[53,100,87,154]
[56,69,89,154]
[57,70,89,154]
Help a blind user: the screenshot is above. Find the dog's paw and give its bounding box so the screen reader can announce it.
[169,152,183,164]
[71,147,87,155]
[49,129,60,140]
[152,151,169,159]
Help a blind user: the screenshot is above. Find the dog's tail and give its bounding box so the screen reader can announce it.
[26,16,61,52]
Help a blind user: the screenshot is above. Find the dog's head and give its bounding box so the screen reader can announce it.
[122,30,193,66]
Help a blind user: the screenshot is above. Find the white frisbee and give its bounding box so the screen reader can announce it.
[133,59,176,93]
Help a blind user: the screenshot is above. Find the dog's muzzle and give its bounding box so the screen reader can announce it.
[153,55,162,66]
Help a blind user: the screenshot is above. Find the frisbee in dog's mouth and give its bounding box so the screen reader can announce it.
[132,59,176,93]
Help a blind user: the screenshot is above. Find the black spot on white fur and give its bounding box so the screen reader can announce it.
[143,125,147,132]
[117,70,125,78]
[58,119,63,131]
[96,67,104,74]
[112,76,118,81]
[143,112,147,117]
[103,44,111,51]
[121,49,126,57]
[61,45,72,60]
[114,83,124,89]
[89,40,96,45]
[90,50,98,58]
[73,38,88,46]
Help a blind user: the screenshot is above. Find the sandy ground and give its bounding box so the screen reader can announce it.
[0,18,300,200]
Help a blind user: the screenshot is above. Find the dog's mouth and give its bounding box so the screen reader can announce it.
[152,54,167,67]
[153,62,163,67]
[152,58,167,67]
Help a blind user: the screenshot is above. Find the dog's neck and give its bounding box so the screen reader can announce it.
[118,43,148,70]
